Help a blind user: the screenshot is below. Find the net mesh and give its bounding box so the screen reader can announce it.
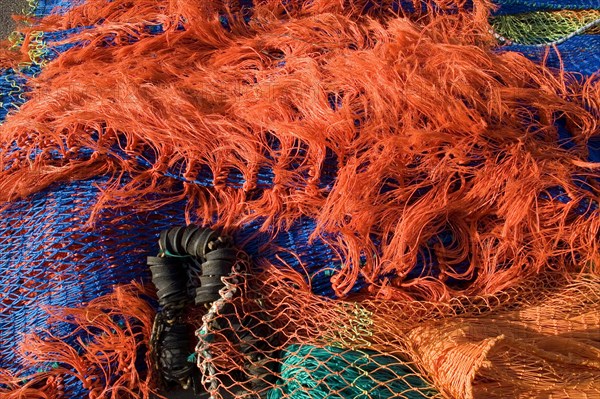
[0,283,159,399]
[493,0,600,15]
[268,345,439,399]
[196,268,600,399]
[491,10,600,45]
[491,3,600,75]
[0,0,80,123]
[0,1,599,398]
[0,177,189,395]
[30,0,84,17]
[500,34,600,75]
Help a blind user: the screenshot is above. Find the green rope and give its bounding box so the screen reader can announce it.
[26,0,38,16]
[491,10,600,45]
[267,345,437,399]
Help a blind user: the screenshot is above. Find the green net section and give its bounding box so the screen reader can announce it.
[268,345,438,399]
[491,10,600,44]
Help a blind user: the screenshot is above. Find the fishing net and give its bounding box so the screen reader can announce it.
[0,0,598,398]
[493,0,600,15]
[0,284,159,399]
[30,0,85,17]
[0,0,80,122]
[490,2,600,74]
[0,177,191,398]
[491,10,600,45]
[2,0,598,297]
[196,268,600,399]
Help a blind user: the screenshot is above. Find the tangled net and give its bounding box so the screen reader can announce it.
[1,0,599,300]
[0,0,598,398]
[196,267,600,398]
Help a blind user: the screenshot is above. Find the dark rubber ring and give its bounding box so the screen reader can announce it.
[149,263,186,279]
[169,226,188,255]
[194,291,221,304]
[201,260,232,276]
[147,256,182,266]
[158,229,170,253]
[181,226,200,253]
[187,229,218,259]
[204,248,237,262]
[156,286,188,301]
[199,275,223,286]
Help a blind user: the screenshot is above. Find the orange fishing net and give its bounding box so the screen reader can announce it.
[196,267,600,398]
[0,0,599,398]
[0,284,159,399]
[4,268,598,398]
[1,0,598,301]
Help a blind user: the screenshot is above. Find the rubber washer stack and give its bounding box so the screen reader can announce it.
[147,226,237,391]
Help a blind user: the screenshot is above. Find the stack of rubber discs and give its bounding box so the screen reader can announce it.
[148,226,238,391]
[157,226,237,305]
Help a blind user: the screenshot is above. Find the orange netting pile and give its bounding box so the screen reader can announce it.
[4,268,598,398]
[0,0,598,398]
[1,0,598,300]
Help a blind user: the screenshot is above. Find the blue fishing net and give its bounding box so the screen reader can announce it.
[0,173,368,391]
[502,34,600,77]
[0,68,29,122]
[493,0,600,15]
[0,176,187,396]
[32,0,84,17]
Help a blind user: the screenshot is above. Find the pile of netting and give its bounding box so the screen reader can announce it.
[0,0,598,398]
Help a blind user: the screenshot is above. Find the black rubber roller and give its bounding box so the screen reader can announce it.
[148,257,188,306]
[148,225,241,392]
[158,229,172,254]
[201,260,233,277]
[158,227,187,255]
[186,228,218,259]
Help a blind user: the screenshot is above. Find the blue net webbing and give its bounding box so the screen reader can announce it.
[0,174,365,391]
[493,0,600,15]
[32,0,84,17]
[501,34,600,77]
[0,68,28,122]
[0,176,185,396]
